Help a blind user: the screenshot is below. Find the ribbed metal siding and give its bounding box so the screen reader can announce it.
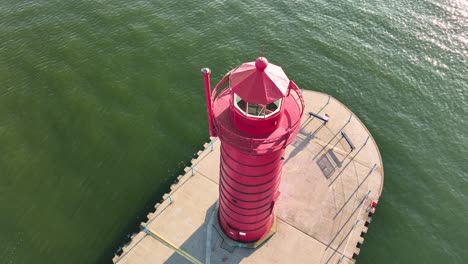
[218,142,283,242]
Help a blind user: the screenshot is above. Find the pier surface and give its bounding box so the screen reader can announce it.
[113,90,384,264]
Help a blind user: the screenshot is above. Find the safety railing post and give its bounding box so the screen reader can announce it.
[364,135,370,146]
[338,190,371,264]
[337,219,360,264]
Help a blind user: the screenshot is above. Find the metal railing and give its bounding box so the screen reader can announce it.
[209,73,305,153]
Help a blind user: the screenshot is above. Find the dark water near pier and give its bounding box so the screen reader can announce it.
[1,0,467,263]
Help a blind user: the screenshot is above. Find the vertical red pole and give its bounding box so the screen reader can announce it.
[201,68,216,137]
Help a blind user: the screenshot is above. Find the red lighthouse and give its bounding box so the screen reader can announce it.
[202,57,304,243]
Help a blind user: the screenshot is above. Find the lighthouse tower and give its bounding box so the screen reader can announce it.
[201,57,304,243]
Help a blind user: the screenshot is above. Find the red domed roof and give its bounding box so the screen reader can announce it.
[230,57,290,105]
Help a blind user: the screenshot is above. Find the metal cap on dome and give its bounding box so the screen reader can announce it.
[255,57,268,72]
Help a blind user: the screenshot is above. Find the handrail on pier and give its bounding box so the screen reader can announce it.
[308,112,328,123]
[341,131,356,151]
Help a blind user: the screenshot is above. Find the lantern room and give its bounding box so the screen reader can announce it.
[228,57,290,136]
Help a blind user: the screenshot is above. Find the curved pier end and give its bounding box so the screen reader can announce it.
[113,90,384,264]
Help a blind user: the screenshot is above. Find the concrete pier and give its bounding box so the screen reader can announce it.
[113,90,384,264]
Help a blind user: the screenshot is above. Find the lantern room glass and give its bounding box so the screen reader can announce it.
[234,93,282,118]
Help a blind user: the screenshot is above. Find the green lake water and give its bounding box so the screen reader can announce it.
[1,1,467,263]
